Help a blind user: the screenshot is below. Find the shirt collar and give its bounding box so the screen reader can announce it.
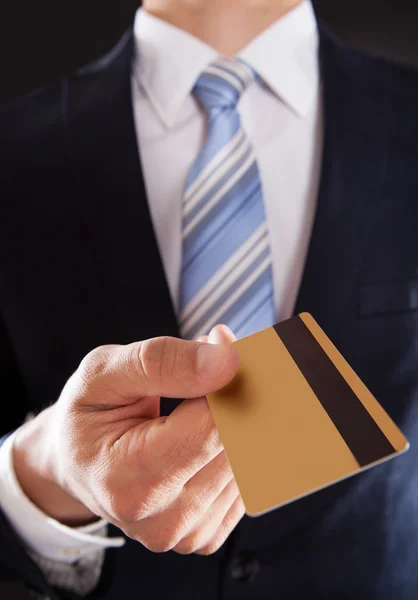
[133,9,218,128]
[133,1,319,128]
[238,1,319,118]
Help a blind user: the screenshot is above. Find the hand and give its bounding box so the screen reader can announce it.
[14,325,245,555]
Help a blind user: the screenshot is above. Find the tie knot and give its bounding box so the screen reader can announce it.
[194,58,256,113]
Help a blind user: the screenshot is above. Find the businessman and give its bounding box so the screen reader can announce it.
[1,0,418,598]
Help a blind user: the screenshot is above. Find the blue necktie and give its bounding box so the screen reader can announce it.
[179,57,275,340]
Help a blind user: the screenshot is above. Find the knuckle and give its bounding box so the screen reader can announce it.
[126,512,193,554]
[103,476,151,523]
[78,345,112,385]
[145,540,172,553]
[109,487,157,523]
[121,512,188,553]
[110,476,175,523]
[175,530,204,555]
[137,336,176,385]
[165,508,195,549]
[198,525,232,555]
[126,342,146,380]
[129,530,166,553]
[175,542,196,555]
[183,490,211,522]
[176,402,220,459]
[107,490,138,523]
[197,537,223,556]
[198,421,223,456]
[149,522,186,553]
[151,538,177,553]
[139,483,168,517]
[164,526,187,551]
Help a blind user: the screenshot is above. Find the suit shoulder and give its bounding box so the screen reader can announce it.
[320,26,418,155]
[0,79,73,184]
[1,81,63,146]
[0,71,109,186]
[330,34,418,102]
[354,49,418,137]
[321,24,418,84]
[0,30,132,182]
[363,51,418,102]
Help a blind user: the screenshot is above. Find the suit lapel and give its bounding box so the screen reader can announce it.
[66,31,179,347]
[295,26,390,344]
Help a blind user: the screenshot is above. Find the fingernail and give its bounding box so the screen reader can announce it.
[220,324,235,339]
[209,324,236,344]
[196,343,231,380]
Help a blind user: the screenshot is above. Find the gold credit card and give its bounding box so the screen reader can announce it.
[207,313,409,517]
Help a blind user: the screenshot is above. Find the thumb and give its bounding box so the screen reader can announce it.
[76,336,240,404]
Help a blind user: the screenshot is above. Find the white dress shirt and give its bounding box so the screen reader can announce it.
[0,1,321,592]
[135,1,321,317]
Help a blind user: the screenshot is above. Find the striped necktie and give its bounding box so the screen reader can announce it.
[179,57,275,340]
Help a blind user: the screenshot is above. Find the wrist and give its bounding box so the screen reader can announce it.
[13,407,98,526]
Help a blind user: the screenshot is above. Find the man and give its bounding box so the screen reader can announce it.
[1,0,418,598]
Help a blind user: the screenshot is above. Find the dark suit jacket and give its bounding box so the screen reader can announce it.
[1,20,418,600]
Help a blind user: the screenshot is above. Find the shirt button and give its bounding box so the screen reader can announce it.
[230,553,261,583]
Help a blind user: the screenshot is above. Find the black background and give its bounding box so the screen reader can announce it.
[0,0,418,104]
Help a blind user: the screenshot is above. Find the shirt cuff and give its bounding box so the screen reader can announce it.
[0,430,125,563]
